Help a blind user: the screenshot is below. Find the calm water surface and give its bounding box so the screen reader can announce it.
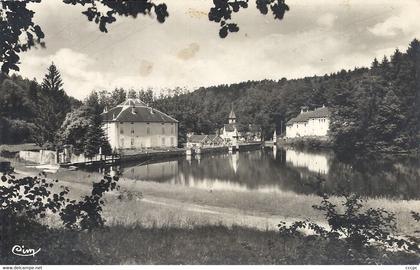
[106,147,420,200]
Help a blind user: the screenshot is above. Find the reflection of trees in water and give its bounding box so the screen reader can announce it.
[114,149,420,199]
[325,155,420,200]
[120,160,179,182]
[173,150,317,194]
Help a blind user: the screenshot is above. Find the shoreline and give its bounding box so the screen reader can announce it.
[13,166,420,237]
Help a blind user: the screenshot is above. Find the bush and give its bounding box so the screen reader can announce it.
[278,193,419,252]
[0,117,36,144]
[1,171,120,238]
[60,175,119,230]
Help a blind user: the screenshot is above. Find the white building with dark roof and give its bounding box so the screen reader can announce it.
[219,108,262,143]
[285,106,331,138]
[101,98,178,150]
[220,108,239,144]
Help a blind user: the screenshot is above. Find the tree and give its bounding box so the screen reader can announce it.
[57,107,91,154]
[127,89,137,99]
[110,88,127,107]
[82,92,112,157]
[138,89,155,106]
[84,112,112,158]
[376,90,404,147]
[0,0,290,74]
[41,63,63,92]
[58,91,112,157]
[32,63,73,146]
[371,58,379,69]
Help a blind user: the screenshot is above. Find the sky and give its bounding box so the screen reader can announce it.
[16,0,420,99]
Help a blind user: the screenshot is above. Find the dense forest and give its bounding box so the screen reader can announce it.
[0,39,419,154]
[0,64,81,146]
[152,39,420,154]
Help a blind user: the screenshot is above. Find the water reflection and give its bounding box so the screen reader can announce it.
[121,160,178,182]
[285,148,329,174]
[109,147,420,199]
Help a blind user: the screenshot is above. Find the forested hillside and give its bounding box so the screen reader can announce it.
[153,39,420,153]
[0,64,81,145]
[1,40,419,154]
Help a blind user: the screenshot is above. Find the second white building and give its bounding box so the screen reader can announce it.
[285,106,331,138]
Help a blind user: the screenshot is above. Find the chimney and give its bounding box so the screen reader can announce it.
[103,106,108,113]
[112,113,116,120]
[131,106,136,114]
[150,108,154,114]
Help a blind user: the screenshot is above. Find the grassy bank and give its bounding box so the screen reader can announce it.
[44,168,420,236]
[2,224,419,265]
[3,162,420,265]
[7,163,420,236]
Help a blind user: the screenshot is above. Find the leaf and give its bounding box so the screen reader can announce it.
[219,26,228,38]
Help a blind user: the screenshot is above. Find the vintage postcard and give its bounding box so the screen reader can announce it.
[0,0,419,268]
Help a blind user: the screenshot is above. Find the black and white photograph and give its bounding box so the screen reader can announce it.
[0,0,419,267]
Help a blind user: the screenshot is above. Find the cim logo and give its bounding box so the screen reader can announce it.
[11,245,41,257]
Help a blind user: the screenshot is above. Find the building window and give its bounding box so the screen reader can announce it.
[147,127,150,135]
[171,127,174,134]
[120,138,124,147]
[162,127,165,134]
[171,137,174,146]
[131,127,134,135]
[120,128,124,134]
[162,137,166,146]
[131,138,134,148]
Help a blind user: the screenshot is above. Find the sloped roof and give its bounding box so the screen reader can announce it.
[286,107,331,125]
[118,99,147,107]
[207,134,222,141]
[188,135,208,143]
[101,98,178,123]
[228,109,236,119]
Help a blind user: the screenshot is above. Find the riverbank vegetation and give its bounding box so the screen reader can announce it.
[3,223,419,265]
[1,170,419,265]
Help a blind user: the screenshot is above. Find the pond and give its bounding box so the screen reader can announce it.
[101,146,420,200]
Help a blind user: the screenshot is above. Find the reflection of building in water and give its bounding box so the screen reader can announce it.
[170,175,285,193]
[229,152,239,174]
[121,160,178,181]
[273,145,277,159]
[286,149,329,174]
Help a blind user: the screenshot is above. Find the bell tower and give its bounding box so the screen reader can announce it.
[228,108,236,124]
